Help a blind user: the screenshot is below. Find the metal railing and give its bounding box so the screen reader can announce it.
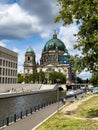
[0,99,58,128]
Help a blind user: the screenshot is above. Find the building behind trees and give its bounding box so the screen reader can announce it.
[24,31,75,84]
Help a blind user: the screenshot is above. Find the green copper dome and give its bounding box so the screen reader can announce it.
[43,31,68,52]
[26,47,34,54]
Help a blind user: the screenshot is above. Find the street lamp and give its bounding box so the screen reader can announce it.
[56,79,60,112]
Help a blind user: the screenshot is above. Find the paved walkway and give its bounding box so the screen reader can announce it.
[61,95,95,114]
[61,94,98,121]
[1,102,63,130]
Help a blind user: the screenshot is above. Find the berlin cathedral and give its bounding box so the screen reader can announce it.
[24,31,75,84]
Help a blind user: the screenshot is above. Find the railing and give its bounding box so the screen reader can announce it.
[0,99,58,128]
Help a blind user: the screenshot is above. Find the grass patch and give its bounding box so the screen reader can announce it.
[36,95,98,130]
[36,113,98,130]
[72,96,98,118]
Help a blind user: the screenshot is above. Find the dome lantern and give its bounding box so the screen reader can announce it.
[53,30,57,39]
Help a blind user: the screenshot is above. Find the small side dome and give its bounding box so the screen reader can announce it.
[26,47,34,54]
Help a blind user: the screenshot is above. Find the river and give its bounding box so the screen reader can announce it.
[0,90,64,126]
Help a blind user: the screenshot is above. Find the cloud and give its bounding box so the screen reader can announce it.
[19,0,60,39]
[77,71,92,79]
[0,0,8,4]
[13,47,19,53]
[0,3,42,40]
[58,24,79,50]
[0,41,7,47]
[18,49,25,72]
[20,0,58,26]
[0,0,60,40]
[40,30,52,39]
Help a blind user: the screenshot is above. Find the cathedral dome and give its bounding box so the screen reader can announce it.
[26,47,34,54]
[43,31,68,52]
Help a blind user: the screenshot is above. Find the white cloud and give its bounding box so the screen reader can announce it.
[18,50,25,72]
[13,48,19,53]
[0,1,60,41]
[40,30,52,39]
[0,3,42,40]
[58,24,79,51]
[77,71,92,80]
[0,41,7,47]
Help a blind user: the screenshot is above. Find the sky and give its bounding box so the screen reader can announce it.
[0,0,91,79]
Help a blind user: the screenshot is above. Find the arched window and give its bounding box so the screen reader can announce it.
[28,57,30,61]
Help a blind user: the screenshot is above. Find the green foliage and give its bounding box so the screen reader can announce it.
[31,73,39,83]
[90,72,98,85]
[55,0,98,73]
[24,72,45,83]
[24,75,29,83]
[18,73,23,83]
[76,77,83,83]
[49,72,66,84]
[38,71,45,83]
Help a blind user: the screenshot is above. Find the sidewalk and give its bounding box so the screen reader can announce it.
[61,95,95,114]
[1,102,63,130]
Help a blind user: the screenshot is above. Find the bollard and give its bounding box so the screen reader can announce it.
[39,105,40,110]
[41,104,43,108]
[34,106,36,112]
[6,117,9,126]
[38,105,39,110]
[20,112,22,119]
[31,108,32,114]
[14,114,16,122]
[26,110,28,116]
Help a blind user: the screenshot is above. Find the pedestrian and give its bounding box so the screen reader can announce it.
[75,95,77,99]
[61,98,66,104]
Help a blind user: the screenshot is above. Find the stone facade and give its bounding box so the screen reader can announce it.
[37,64,72,83]
[0,46,18,84]
[40,50,64,65]
[24,31,75,83]
[24,47,36,75]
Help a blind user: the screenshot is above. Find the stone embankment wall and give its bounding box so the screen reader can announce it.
[0,84,42,93]
[0,84,67,93]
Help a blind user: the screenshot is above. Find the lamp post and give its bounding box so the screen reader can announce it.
[56,79,60,112]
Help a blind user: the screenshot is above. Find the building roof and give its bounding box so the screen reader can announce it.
[43,31,68,52]
[26,47,34,54]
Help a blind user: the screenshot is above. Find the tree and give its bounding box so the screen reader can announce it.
[38,71,45,83]
[49,72,66,84]
[90,72,98,85]
[24,76,29,83]
[55,0,98,73]
[76,77,83,84]
[18,73,24,83]
[30,72,39,83]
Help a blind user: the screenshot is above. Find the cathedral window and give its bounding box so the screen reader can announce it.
[0,59,2,66]
[28,57,30,61]
[48,67,52,71]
